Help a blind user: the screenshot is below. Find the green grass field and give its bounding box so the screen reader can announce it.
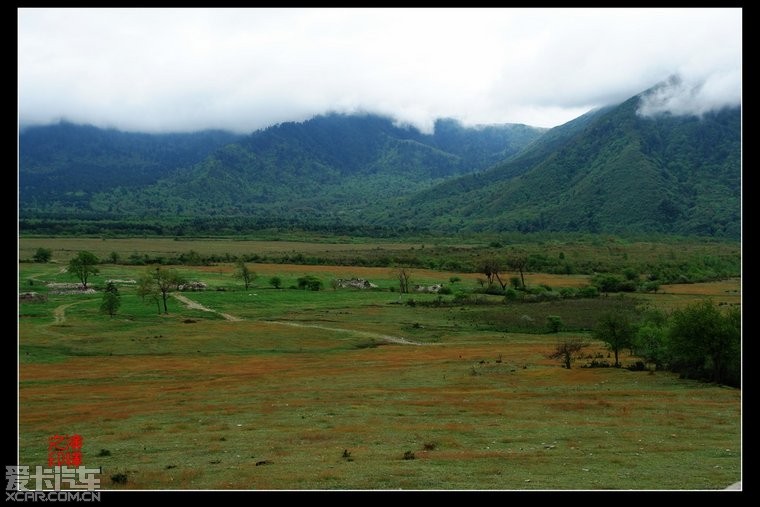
[17,238,741,490]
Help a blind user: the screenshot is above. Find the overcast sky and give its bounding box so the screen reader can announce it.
[18,8,741,134]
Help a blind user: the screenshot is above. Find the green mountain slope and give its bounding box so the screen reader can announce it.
[382,93,740,238]
[19,122,241,212]
[18,87,740,239]
[20,114,544,221]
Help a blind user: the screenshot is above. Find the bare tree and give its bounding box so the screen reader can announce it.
[137,273,161,315]
[479,258,507,289]
[397,268,412,294]
[154,267,184,314]
[507,253,528,289]
[548,337,588,369]
[235,261,256,290]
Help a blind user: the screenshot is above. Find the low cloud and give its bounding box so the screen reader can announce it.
[637,72,741,118]
[19,8,742,133]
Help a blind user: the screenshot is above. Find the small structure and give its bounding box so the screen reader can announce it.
[414,284,443,293]
[178,281,207,291]
[19,292,47,303]
[334,278,378,289]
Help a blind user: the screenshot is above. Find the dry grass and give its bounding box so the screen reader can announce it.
[17,244,741,490]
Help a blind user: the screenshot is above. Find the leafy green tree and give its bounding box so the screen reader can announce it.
[640,281,660,294]
[33,247,52,263]
[548,337,587,369]
[547,315,563,333]
[100,282,121,317]
[235,261,256,290]
[109,251,121,264]
[269,276,282,289]
[297,275,323,291]
[593,274,623,294]
[623,268,639,281]
[594,310,636,367]
[632,309,668,369]
[68,251,99,288]
[668,300,740,386]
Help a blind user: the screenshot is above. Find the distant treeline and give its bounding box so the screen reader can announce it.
[19,216,418,238]
[22,243,739,286]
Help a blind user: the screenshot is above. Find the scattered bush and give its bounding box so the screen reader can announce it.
[627,361,647,371]
[577,286,599,298]
[33,247,52,263]
[297,275,323,291]
[582,360,611,368]
[111,473,128,485]
[546,315,563,333]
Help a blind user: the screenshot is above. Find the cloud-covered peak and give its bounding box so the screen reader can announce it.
[637,72,741,118]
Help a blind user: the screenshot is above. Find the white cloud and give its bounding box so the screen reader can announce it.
[18,7,742,133]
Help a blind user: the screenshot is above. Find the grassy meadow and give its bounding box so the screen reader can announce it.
[17,237,741,490]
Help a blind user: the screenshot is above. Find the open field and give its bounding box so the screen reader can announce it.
[18,238,741,490]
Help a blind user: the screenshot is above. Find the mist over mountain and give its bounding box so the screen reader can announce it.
[19,86,740,239]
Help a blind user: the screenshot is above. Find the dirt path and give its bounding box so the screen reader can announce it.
[266,320,424,346]
[170,294,417,344]
[172,293,242,322]
[51,301,92,324]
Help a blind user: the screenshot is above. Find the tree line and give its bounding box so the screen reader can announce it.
[552,300,740,387]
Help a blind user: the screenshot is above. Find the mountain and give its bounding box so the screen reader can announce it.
[18,87,741,239]
[380,92,740,238]
[19,114,546,222]
[19,122,242,212]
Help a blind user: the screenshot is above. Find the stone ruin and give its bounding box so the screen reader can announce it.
[45,282,97,295]
[334,278,379,289]
[178,281,207,291]
[19,292,47,302]
[414,284,443,293]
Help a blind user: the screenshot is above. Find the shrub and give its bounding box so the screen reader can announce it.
[297,275,323,291]
[111,473,128,485]
[578,286,599,298]
[547,315,563,333]
[33,247,52,263]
